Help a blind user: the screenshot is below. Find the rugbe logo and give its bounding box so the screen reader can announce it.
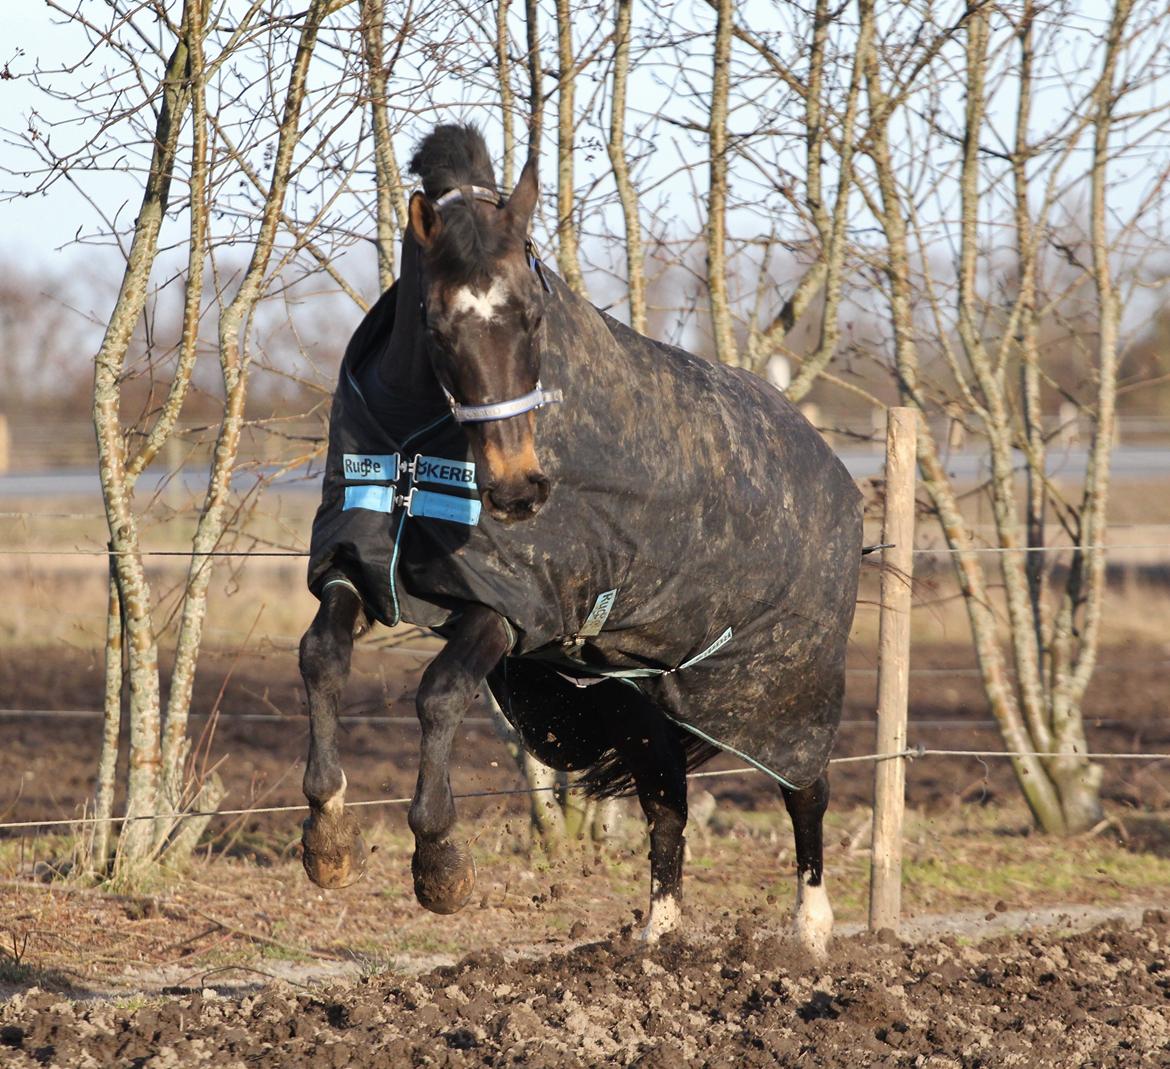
[343,453,399,481]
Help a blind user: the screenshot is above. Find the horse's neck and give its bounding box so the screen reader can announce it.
[366,236,446,408]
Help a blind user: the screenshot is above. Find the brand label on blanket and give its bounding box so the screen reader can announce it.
[343,484,397,513]
[412,454,477,490]
[578,588,618,637]
[343,453,400,482]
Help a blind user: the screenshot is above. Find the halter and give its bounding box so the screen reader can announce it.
[420,185,563,425]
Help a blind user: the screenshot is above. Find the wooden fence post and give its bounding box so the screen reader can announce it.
[868,406,917,933]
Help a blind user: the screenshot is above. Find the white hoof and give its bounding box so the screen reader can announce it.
[794,875,833,961]
[641,894,682,944]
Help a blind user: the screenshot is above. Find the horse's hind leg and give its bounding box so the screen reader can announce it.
[781,773,833,960]
[609,705,689,944]
[299,577,367,889]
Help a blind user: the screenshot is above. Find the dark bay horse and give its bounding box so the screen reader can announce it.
[299,124,861,956]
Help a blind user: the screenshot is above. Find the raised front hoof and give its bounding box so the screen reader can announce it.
[301,808,367,889]
[412,840,476,915]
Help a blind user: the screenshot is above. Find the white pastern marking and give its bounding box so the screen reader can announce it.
[322,771,347,816]
[795,874,833,960]
[448,280,509,323]
[641,895,682,944]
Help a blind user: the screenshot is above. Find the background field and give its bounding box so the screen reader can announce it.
[1,461,1169,1067]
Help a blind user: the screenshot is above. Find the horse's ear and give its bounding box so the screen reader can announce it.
[409,192,441,248]
[506,157,539,230]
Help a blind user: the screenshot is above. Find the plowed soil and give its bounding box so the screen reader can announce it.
[2,642,1169,1067]
[3,912,1169,1067]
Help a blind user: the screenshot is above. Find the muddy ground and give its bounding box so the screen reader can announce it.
[2,912,1169,1067]
[1,642,1169,1067]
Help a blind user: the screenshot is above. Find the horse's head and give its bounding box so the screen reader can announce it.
[408,132,554,525]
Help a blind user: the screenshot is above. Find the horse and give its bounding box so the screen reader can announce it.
[298,124,862,957]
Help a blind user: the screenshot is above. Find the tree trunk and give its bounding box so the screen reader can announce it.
[705,0,736,365]
[90,559,124,873]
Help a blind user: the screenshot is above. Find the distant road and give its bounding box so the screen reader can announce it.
[1,447,1169,499]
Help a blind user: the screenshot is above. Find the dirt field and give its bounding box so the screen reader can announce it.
[2,636,1168,824]
[1,912,1168,1067]
[1,640,1169,1066]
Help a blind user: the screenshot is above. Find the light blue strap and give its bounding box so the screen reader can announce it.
[321,575,361,598]
[566,627,734,680]
[677,627,733,670]
[412,454,478,490]
[406,488,481,526]
[660,711,798,790]
[343,484,397,513]
[387,509,408,626]
[587,665,670,679]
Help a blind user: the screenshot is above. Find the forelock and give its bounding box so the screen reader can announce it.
[409,124,497,201]
[428,201,521,289]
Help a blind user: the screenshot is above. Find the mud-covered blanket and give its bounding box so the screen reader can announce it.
[308,273,862,788]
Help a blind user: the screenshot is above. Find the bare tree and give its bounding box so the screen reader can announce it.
[605,0,646,334]
[852,0,1170,832]
[705,0,737,365]
[13,0,371,878]
[361,0,410,290]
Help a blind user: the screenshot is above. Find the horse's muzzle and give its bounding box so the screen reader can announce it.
[483,471,550,522]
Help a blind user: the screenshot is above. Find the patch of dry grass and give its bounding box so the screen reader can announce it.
[0,799,1167,995]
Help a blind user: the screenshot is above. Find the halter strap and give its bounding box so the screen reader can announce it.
[432,185,502,211]
[440,381,564,424]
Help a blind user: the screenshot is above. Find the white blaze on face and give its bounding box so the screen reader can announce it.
[794,872,833,961]
[448,279,509,323]
[642,895,682,944]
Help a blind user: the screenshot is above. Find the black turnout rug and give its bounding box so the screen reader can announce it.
[309,261,862,789]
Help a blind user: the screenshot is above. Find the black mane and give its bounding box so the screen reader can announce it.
[410,124,515,288]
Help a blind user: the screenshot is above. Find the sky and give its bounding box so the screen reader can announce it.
[2,0,1161,282]
[2,6,101,263]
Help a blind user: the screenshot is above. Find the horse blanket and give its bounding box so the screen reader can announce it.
[308,272,862,788]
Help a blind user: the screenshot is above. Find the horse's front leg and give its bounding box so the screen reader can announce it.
[782,773,833,960]
[410,604,512,914]
[300,576,367,889]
